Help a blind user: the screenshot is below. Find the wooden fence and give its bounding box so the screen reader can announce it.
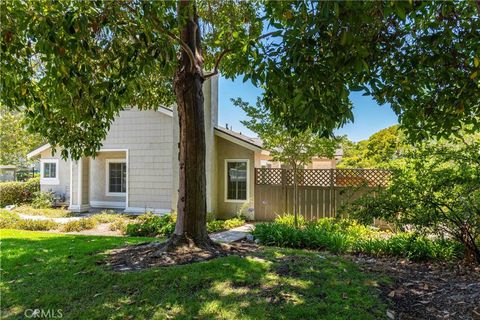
[254,168,390,221]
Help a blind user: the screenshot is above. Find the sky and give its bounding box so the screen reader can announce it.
[218,76,399,142]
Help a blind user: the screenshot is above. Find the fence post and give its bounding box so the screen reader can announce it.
[282,169,287,213]
[330,169,335,217]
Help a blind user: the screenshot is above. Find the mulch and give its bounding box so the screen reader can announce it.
[350,255,480,320]
[104,240,259,271]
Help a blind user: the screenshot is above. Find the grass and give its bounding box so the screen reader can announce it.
[0,230,388,319]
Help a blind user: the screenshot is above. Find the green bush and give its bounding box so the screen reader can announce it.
[252,218,463,261]
[61,217,98,232]
[0,177,40,207]
[17,219,59,231]
[125,212,176,237]
[109,218,128,233]
[0,210,58,231]
[275,214,306,227]
[31,191,54,209]
[207,217,245,233]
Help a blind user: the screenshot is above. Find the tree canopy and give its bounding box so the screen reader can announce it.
[1,1,479,161]
[338,125,405,168]
[234,98,339,167]
[0,106,44,166]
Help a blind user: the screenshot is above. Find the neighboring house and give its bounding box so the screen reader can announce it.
[27,77,341,219]
[0,165,17,182]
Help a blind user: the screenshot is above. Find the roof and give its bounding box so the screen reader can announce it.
[0,165,17,169]
[27,144,52,159]
[214,126,263,152]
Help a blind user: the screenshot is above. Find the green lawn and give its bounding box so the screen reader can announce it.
[0,230,388,319]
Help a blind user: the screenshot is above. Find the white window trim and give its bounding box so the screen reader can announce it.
[224,159,250,203]
[40,158,59,185]
[105,159,127,197]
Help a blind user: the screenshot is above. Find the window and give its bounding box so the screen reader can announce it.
[106,160,126,195]
[40,159,59,185]
[225,160,249,202]
[43,162,56,178]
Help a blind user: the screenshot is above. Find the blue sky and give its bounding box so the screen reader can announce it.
[218,76,399,142]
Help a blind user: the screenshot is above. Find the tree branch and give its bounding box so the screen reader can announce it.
[145,13,196,71]
[204,49,231,78]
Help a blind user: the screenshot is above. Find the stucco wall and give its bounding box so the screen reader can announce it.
[89,151,126,204]
[39,149,70,201]
[215,136,255,219]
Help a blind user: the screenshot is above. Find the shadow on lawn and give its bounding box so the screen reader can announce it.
[1,233,387,319]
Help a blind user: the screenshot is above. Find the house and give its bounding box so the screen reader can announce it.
[0,165,17,182]
[27,76,340,219]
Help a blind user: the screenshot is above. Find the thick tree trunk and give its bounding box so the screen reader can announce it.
[168,0,214,249]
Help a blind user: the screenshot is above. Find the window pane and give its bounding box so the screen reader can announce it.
[44,163,56,178]
[109,162,126,193]
[227,161,247,200]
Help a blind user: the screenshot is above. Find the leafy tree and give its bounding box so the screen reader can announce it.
[234,98,338,227]
[348,133,480,264]
[2,1,479,252]
[338,126,405,168]
[0,106,44,166]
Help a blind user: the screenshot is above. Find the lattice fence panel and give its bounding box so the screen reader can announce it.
[255,168,284,185]
[334,169,390,187]
[255,168,390,187]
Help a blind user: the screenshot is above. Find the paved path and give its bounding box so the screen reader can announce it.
[16,213,254,242]
[209,223,254,243]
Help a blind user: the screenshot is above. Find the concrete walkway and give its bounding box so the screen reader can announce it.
[210,223,254,243]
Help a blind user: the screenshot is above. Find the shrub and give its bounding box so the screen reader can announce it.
[91,212,125,223]
[125,212,176,237]
[207,217,245,233]
[109,218,128,233]
[0,210,58,231]
[61,217,98,232]
[0,177,40,207]
[275,214,305,227]
[347,134,480,263]
[16,219,59,231]
[125,213,245,237]
[252,218,463,261]
[31,191,54,209]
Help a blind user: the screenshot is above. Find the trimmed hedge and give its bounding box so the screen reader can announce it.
[0,177,40,207]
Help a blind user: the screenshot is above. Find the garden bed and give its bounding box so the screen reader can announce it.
[352,255,480,320]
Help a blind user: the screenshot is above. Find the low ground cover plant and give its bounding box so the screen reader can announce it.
[61,217,98,232]
[252,215,462,261]
[125,212,245,237]
[0,210,58,231]
[13,205,73,218]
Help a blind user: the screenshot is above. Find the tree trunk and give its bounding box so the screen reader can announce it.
[168,0,214,249]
